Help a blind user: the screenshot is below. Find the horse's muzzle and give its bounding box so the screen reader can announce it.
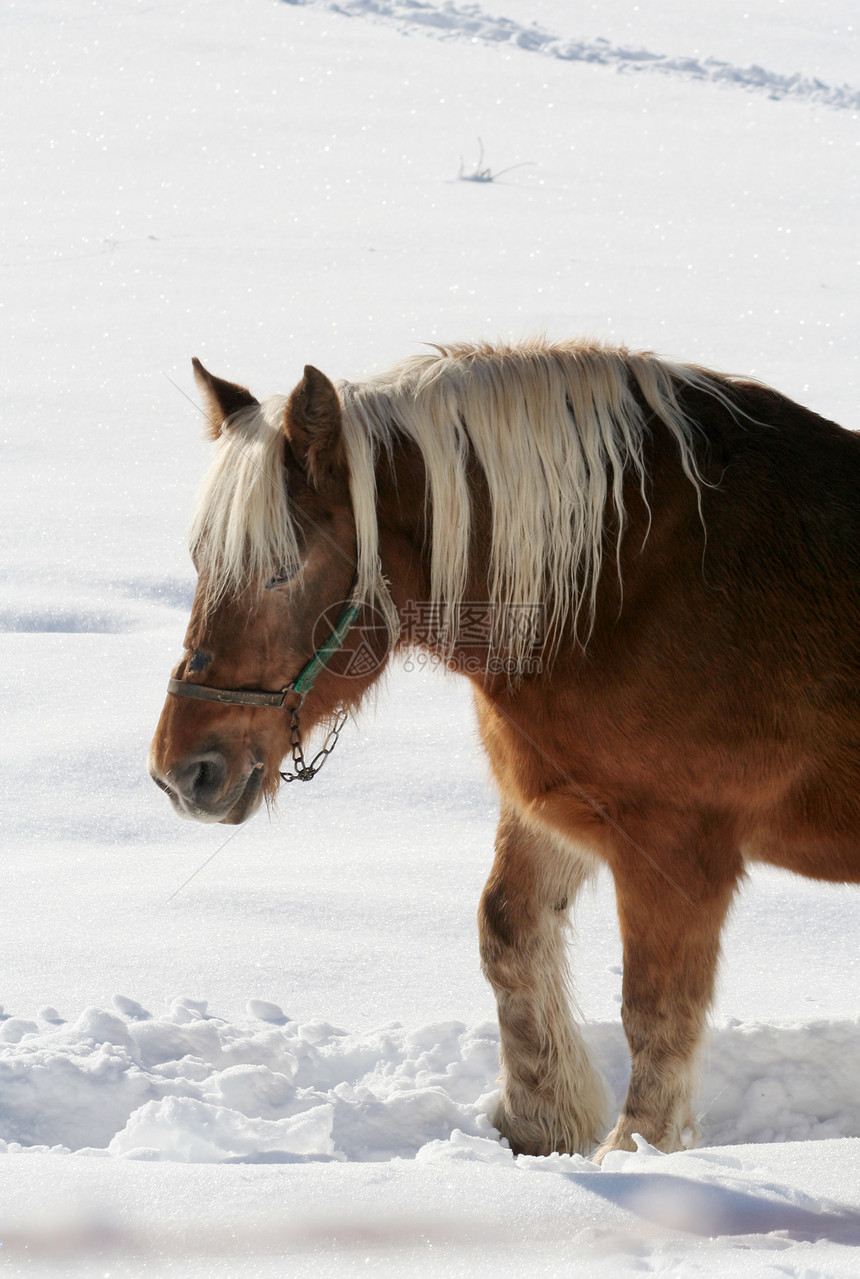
[149,751,264,824]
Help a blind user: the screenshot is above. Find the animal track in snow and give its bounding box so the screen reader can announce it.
[285,0,860,111]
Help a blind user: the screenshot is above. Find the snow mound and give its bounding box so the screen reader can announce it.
[287,0,860,110]
[2,1002,860,1163]
[0,1001,500,1160]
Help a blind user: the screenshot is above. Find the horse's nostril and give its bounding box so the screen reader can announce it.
[195,760,217,791]
[182,751,227,805]
[152,751,229,813]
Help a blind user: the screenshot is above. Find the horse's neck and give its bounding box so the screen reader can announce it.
[374,442,435,613]
[374,441,502,661]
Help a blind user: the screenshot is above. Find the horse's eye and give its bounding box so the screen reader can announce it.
[266,564,299,589]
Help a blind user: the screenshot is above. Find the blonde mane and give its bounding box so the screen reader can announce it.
[191,339,720,656]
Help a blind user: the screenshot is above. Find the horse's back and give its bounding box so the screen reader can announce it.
[636,380,860,880]
[692,380,860,675]
[522,379,860,882]
[700,383,860,879]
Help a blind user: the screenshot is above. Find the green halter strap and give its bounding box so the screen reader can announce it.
[290,596,361,697]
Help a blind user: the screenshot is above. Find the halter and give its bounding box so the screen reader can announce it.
[166,570,399,782]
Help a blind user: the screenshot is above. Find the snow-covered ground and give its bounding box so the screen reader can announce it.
[2,0,860,1272]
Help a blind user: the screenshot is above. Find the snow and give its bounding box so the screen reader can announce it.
[2,0,860,1272]
[3,1001,860,1160]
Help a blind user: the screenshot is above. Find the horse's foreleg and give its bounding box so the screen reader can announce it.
[595,838,740,1161]
[479,805,605,1156]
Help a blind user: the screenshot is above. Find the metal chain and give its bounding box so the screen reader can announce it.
[279,703,350,783]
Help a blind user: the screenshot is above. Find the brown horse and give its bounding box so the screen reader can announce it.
[149,339,860,1160]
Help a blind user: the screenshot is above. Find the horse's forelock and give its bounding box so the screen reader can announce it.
[189,395,302,612]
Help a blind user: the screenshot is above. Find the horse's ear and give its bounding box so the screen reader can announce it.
[284,364,345,487]
[192,358,259,440]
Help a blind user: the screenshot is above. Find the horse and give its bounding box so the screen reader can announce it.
[148,338,860,1161]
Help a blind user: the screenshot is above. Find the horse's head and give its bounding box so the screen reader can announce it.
[148,360,392,824]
